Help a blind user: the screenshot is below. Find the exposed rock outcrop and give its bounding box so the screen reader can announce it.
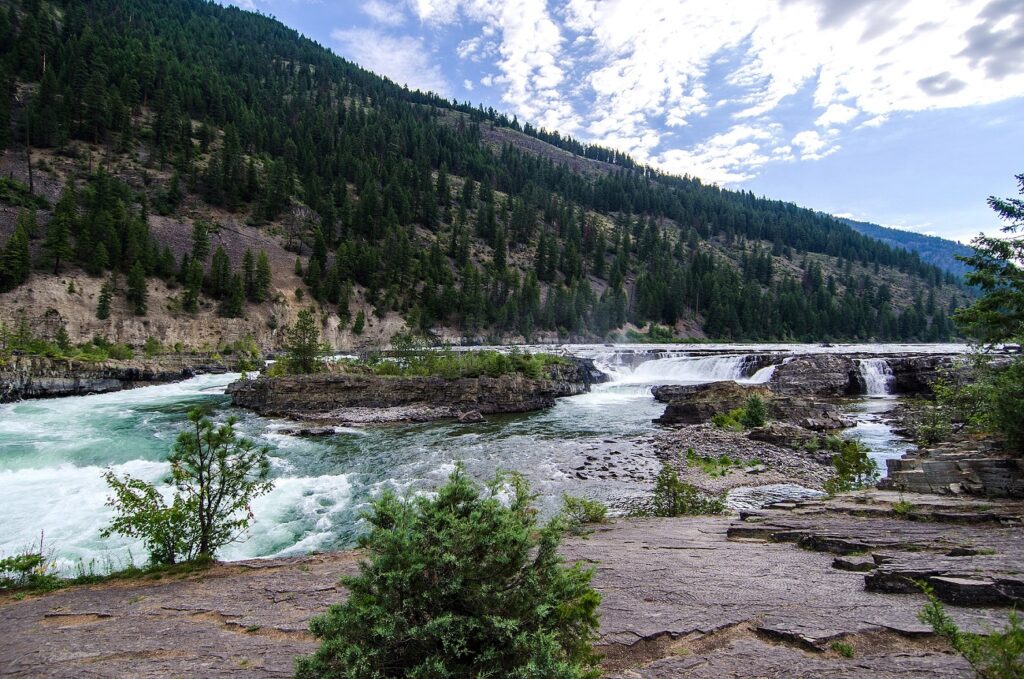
[769,354,861,396]
[4,493,1018,678]
[652,381,852,429]
[227,362,591,424]
[0,354,235,402]
[881,444,1024,498]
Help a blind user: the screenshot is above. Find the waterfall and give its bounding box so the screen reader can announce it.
[859,358,894,396]
[614,355,751,384]
[743,363,777,384]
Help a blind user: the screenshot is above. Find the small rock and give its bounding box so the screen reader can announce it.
[832,555,876,572]
[457,410,485,423]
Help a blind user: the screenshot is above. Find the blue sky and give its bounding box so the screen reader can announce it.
[224,0,1024,244]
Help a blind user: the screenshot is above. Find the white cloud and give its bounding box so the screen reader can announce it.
[463,79,474,91]
[362,0,406,27]
[331,28,450,95]
[418,0,1024,186]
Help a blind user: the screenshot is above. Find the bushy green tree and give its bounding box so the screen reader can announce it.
[295,467,602,679]
[740,394,768,428]
[126,260,148,315]
[651,462,726,516]
[103,408,272,563]
[96,277,114,319]
[823,440,879,495]
[284,308,325,374]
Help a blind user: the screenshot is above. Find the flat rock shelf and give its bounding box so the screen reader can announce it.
[2,492,1018,678]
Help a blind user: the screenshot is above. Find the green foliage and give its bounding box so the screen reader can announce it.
[955,174,1024,344]
[0,543,61,593]
[126,261,148,316]
[103,408,272,563]
[741,394,768,428]
[354,344,567,380]
[352,310,366,335]
[986,354,1024,452]
[892,498,916,518]
[0,0,965,344]
[295,467,602,679]
[711,408,746,431]
[685,447,754,478]
[830,641,855,658]
[822,439,879,495]
[918,584,1023,679]
[283,309,326,374]
[143,336,162,358]
[561,494,608,535]
[651,462,726,516]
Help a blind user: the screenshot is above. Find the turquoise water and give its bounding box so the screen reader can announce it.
[0,345,930,568]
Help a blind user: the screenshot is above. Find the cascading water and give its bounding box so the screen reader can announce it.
[618,355,750,384]
[859,358,895,396]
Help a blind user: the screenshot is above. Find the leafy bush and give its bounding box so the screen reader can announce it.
[741,394,768,428]
[103,408,273,564]
[685,447,754,478]
[823,439,879,495]
[919,584,1023,678]
[0,550,61,592]
[106,343,134,360]
[711,408,746,431]
[561,494,608,535]
[356,342,566,380]
[295,467,602,678]
[651,462,726,516]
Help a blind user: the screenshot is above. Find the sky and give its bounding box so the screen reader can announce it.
[222,0,1024,244]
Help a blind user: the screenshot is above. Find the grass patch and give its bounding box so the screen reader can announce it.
[830,641,855,658]
[685,447,758,478]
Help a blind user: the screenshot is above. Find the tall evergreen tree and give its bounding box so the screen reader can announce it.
[126,261,148,316]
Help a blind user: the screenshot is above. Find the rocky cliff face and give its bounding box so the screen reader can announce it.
[0,354,234,402]
[768,354,861,397]
[227,362,592,424]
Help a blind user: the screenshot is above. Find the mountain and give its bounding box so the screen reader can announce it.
[0,0,970,350]
[838,218,974,279]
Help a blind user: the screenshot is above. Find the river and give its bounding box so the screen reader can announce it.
[0,343,961,570]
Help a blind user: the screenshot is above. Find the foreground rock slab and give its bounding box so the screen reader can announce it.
[1,498,1018,678]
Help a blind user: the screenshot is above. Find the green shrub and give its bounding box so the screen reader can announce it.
[741,394,768,428]
[0,550,61,592]
[892,498,916,518]
[562,494,608,535]
[823,439,879,495]
[295,467,602,678]
[652,462,726,516]
[830,641,855,658]
[107,343,134,360]
[919,584,1023,678]
[711,408,746,431]
[143,336,162,358]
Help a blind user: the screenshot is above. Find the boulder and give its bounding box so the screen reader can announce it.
[652,382,771,425]
[769,354,860,397]
[457,410,485,423]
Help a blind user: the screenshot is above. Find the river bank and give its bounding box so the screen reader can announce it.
[0,354,240,402]
[2,490,1019,678]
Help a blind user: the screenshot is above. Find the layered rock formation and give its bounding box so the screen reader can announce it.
[882,443,1024,498]
[227,360,594,424]
[652,381,852,430]
[0,354,235,402]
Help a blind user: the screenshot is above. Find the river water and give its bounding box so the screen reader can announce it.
[0,343,960,569]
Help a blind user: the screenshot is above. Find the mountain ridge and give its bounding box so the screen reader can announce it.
[0,0,969,349]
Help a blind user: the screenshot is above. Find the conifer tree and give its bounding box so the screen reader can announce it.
[0,223,31,291]
[127,261,148,316]
[254,250,272,302]
[44,190,76,274]
[96,278,113,320]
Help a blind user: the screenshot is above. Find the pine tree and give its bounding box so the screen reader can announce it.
[44,190,76,274]
[96,278,113,320]
[242,249,256,299]
[0,222,31,291]
[284,308,324,374]
[127,261,148,316]
[254,250,272,302]
[219,273,245,318]
[191,220,211,265]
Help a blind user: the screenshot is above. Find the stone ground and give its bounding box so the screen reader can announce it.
[1,493,1020,678]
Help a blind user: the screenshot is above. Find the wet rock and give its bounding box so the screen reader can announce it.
[0,354,236,402]
[769,354,861,397]
[652,382,772,425]
[457,410,485,423]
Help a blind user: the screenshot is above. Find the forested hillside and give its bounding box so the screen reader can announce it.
[839,218,974,279]
[0,0,970,349]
